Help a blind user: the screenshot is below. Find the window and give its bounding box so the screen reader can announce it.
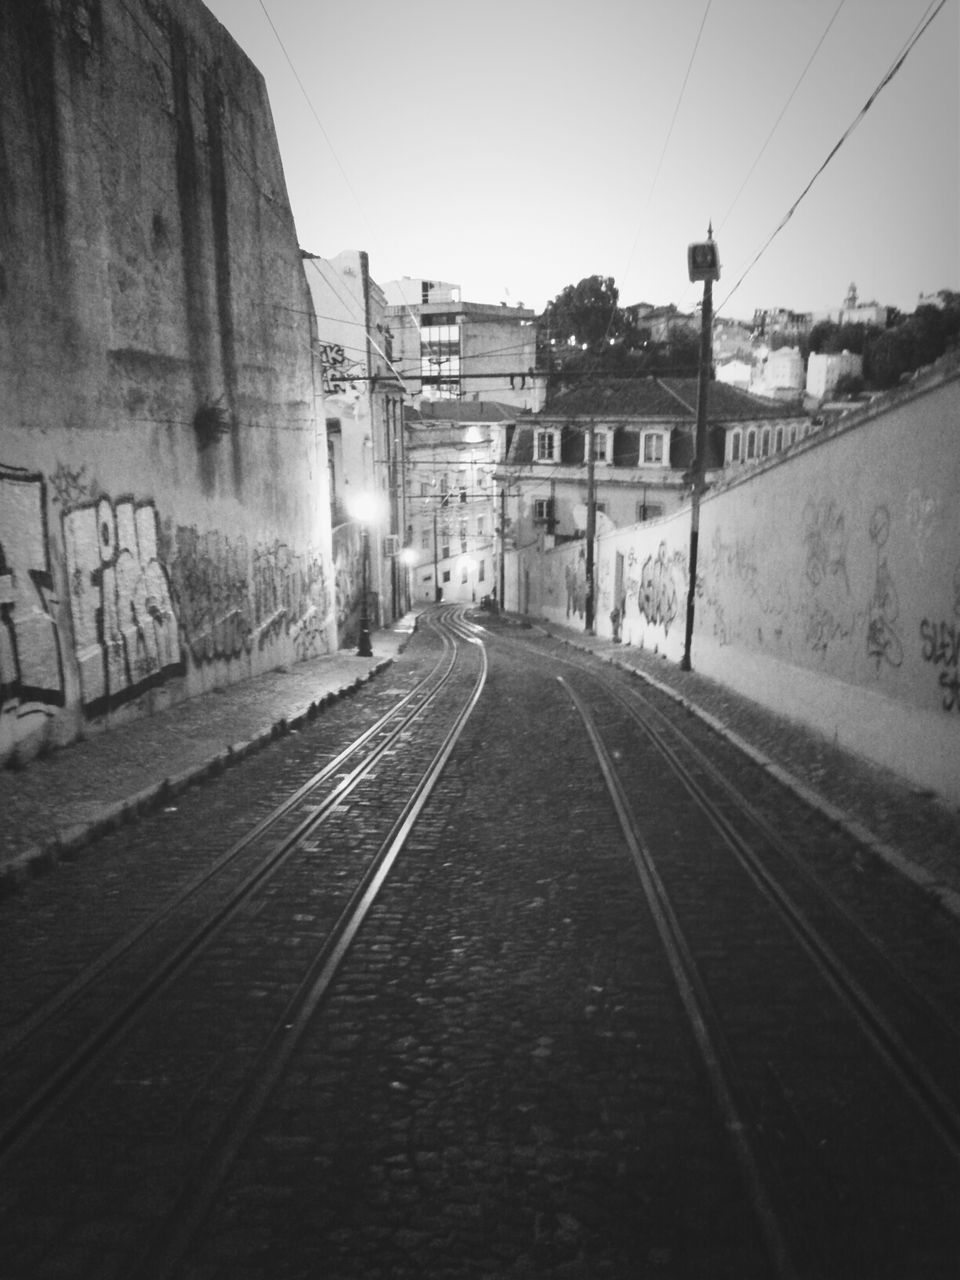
[441,526,450,559]
[442,569,451,583]
[591,430,610,463]
[421,526,430,549]
[478,560,485,582]
[643,433,664,463]
[636,501,664,522]
[775,426,784,452]
[761,428,770,458]
[746,429,757,459]
[731,431,742,462]
[535,430,556,462]
[534,498,553,523]
[420,480,430,497]
[460,520,468,553]
[476,516,484,538]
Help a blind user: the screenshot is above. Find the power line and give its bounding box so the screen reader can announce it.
[717,0,949,315]
[716,0,848,234]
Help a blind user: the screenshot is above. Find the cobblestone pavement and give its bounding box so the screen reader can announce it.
[2,609,959,1277]
[0,618,418,883]
[4,607,957,922]
[502,614,960,921]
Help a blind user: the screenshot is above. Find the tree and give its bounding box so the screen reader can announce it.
[539,276,621,351]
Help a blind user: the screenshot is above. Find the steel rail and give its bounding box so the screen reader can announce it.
[132,611,489,1280]
[488,628,960,1137]
[560,676,803,1280]
[0,611,470,1162]
[0,615,453,1066]
[601,672,960,1168]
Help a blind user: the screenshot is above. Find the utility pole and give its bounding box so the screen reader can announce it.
[499,486,506,610]
[585,420,596,634]
[681,225,720,671]
[433,505,441,602]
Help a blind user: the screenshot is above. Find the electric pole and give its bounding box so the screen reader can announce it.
[681,225,720,671]
[585,420,596,634]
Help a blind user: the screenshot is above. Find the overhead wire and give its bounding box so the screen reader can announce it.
[715,0,848,236]
[716,0,949,315]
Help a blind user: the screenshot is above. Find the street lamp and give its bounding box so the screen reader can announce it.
[345,489,384,658]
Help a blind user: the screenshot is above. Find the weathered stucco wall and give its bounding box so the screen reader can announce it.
[1,0,334,766]
[507,361,960,802]
[694,366,960,800]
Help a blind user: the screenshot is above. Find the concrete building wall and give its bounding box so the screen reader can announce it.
[0,0,334,767]
[507,360,960,803]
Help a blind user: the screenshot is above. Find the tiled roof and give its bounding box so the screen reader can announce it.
[543,377,801,421]
[405,400,519,425]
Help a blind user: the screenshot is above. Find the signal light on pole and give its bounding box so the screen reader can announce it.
[687,239,720,283]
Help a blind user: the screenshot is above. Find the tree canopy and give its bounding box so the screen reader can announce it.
[539,276,621,350]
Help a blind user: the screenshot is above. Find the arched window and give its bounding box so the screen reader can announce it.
[747,429,757,459]
[775,426,784,452]
[761,428,770,457]
[731,431,742,462]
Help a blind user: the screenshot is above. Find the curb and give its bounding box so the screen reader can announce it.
[538,625,960,925]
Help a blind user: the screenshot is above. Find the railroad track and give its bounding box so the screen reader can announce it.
[0,605,487,1279]
[483,621,960,1278]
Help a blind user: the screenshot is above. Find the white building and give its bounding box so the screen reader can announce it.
[806,349,863,400]
[384,277,545,411]
[752,346,804,400]
[305,249,408,625]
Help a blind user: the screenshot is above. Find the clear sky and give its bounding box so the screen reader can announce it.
[202,0,958,322]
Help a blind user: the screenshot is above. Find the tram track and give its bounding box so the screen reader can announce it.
[482,621,960,1277]
[0,606,488,1278]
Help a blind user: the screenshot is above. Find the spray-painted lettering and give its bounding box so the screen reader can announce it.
[0,467,65,713]
[919,618,960,712]
[638,541,681,634]
[63,498,184,716]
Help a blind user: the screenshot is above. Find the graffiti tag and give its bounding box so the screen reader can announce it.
[63,497,184,716]
[0,468,65,714]
[920,619,960,712]
[638,541,682,634]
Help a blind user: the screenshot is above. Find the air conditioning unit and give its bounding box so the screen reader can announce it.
[382,534,400,557]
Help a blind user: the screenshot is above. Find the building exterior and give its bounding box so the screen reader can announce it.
[716,358,754,390]
[304,250,408,634]
[806,350,864,400]
[384,278,545,411]
[838,282,889,329]
[494,378,809,556]
[404,402,515,604]
[752,307,812,345]
[752,345,805,400]
[624,303,699,346]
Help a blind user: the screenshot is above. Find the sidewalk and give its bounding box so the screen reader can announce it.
[519,615,960,921]
[0,616,419,884]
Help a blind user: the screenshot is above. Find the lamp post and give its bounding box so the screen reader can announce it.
[345,490,382,658]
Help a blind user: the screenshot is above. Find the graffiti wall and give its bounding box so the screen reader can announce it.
[1,1,337,764]
[507,359,960,800]
[1,459,334,764]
